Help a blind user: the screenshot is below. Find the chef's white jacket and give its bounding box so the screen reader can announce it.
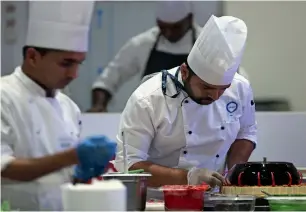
[114,67,257,174]
[1,67,82,211]
[92,24,202,95]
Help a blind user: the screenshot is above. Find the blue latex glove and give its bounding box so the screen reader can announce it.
[76,135,117,171]
[73,165,96,182]
[73,164,107,182]
[93,164,107,177]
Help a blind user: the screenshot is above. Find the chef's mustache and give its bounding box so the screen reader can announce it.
[203,97,214,101]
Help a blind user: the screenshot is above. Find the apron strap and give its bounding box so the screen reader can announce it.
[149,26,195,64]
[161,67,184,98]
[191,26,196,45]
[149,33,161,57]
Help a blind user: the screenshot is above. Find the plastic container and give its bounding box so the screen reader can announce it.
[162,185,209,211]
[209,194,256,211]
[266,196,306,211]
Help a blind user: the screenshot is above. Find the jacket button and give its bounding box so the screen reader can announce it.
[221,126,225,130]
[188,131,192,134]
[216,154,219,158]
[185,100,189,103]
[183,150,188,154]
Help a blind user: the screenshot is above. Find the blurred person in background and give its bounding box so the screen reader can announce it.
[88,1,202,112]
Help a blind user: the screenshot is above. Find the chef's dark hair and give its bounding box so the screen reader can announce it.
[22,46,54,60]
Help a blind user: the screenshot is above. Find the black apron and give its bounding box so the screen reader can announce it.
[142,27,196,78]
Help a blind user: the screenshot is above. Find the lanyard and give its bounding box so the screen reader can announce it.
[161,67,185,98]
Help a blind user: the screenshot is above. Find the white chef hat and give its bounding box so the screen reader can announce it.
[26,1,94,52]
[156,1,193,23]
[187,15,247,85]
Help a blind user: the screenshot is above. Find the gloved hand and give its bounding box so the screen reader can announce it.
[73,165,96,182]
[73,164,107,182]
[76,135,117,170]
[187,167,225,187]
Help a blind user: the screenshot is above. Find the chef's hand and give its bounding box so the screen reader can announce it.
[76,135,117,169]
[187,167,225,187]
[224,178,231,185]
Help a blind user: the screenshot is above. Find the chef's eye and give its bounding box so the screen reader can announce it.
[59,62,74,68]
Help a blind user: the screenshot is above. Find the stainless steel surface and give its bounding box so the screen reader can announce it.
[103,173,152,211]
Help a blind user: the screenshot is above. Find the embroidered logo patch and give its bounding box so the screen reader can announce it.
[226,101,238,113]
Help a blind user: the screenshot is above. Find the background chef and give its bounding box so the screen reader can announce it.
[114,15,257,194]
[1,1,116,210]
[88,1,202,112]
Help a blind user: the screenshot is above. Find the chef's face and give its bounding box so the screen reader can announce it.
[24,47,85,89]
[157,14,193,43]
[181,63,231,105]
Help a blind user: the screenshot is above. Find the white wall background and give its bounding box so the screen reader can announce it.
[1,1,305,112]
[80,112,306,167]
[224,1,306,111]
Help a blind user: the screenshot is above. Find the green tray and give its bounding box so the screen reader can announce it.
[266,196,306,211]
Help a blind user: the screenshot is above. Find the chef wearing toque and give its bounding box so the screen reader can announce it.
[89,1,202,112]
[114,15,257,196]
[1,1,116,210]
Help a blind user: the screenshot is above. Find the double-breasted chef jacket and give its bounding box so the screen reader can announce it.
[114,66,257,173]
[1,67,82,211]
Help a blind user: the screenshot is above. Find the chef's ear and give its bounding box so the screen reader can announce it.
[181,63,189,80]
[23,46,49,67]
[24,47,40,67]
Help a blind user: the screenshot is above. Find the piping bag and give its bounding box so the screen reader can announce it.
[121,130,144,174]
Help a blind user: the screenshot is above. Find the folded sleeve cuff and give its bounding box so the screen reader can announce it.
[114,157,145,173]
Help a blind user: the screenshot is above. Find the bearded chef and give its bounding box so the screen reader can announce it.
[1,1,117,211]
[114,15,257,195]
[88,1,203,112]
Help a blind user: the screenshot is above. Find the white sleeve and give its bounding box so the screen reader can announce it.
[236,83,257,147]
[114,94,155,172]
[1,95,17,171]
[92,37,141,95]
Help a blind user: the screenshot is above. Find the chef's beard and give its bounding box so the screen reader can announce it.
[183,77,214,105]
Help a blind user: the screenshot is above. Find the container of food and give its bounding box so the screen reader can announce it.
[162,185,209,211]
[265,196,306,211]
[227,157,302,186]
[209,194,256,211]
[102,172,151,211]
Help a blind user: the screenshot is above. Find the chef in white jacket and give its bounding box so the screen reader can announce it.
[1,1,117,211]
[89,1,202,112]
[114,15,257,195]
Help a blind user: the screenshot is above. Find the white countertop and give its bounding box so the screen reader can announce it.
[145,202,165,211]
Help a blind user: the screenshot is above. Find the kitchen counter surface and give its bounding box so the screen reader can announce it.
[146,202,165,211]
